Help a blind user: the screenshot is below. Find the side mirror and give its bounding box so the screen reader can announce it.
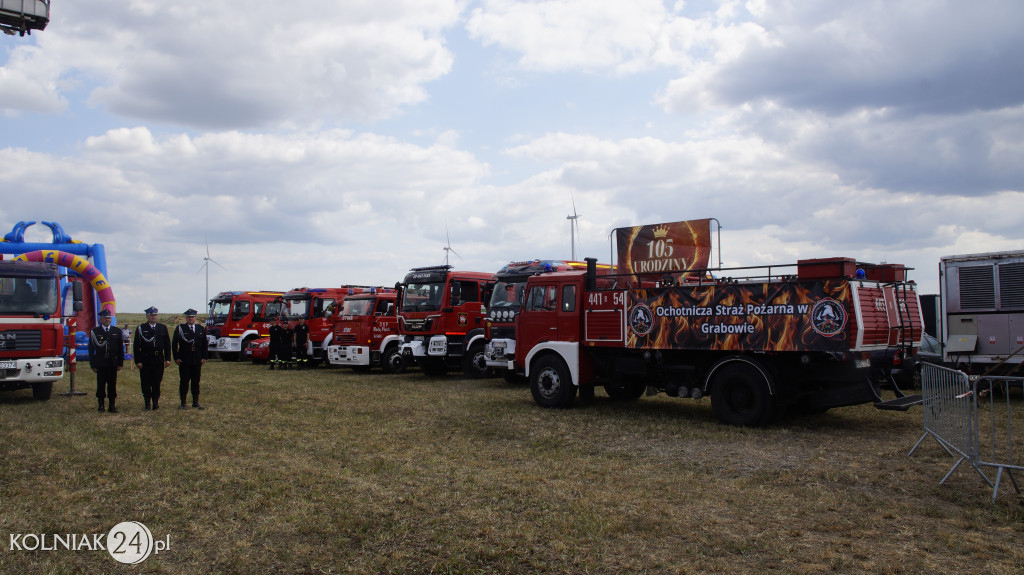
[72,281,83,302]
[73,301,84,312]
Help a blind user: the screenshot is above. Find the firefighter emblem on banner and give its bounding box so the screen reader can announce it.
[627,303,655,336]
[810,298,847,337]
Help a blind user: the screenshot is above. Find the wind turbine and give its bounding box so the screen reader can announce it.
[442,226,462,266]
[567,193,581,261]
[197,239,226,313]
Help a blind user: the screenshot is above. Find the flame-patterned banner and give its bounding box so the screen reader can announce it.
[624,280,852,352]
[615,219,712,277]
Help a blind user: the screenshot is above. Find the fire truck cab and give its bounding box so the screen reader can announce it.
[325,289,401,372]
[514,257,923,426]
[283,286,370,366]
[0,260,80,399]
[206,291,284,361]
[397,266,494,377]
[484,259,609,377]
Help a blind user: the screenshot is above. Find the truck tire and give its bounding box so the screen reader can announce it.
[220,352,240,362]
[381,345,405,374]
[32,381,52,401]
[462,342,492,379]
[604,380,645,401]
[530,355,576,408]
[710,362,775,426]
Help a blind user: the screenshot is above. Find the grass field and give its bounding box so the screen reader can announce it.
[1,319,1023,573]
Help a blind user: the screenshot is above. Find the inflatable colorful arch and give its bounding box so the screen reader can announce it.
[14,249,116,314]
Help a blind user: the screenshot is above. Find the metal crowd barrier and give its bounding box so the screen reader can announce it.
[909,363,1023,502]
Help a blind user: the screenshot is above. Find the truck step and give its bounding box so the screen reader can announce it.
[873,394,923,411]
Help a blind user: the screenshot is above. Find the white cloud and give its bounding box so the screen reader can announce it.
[1,0,461,128]
[466,0,672,74]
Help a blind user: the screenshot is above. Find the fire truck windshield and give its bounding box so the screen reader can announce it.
[488,281,525,310]
[341,298,374,316]
[286,296,311,318]
[263,301,284,320]
[401,282,443,312]
[209,299,231,318]
[0,276,59,314]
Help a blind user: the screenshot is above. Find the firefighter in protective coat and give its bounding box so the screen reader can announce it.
[172,308,208,409]
[88,308,123,413]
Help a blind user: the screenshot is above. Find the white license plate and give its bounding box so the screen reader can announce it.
[0,361,16,369]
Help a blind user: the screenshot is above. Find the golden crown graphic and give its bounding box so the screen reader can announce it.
[652,225,670,238]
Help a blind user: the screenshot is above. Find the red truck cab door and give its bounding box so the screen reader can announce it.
[519,281,581,348]
[519,283,559,353]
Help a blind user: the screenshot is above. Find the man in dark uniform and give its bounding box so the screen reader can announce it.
[88,308,123,413]
[133,306,171,410]
[293,316,310,369]
[172,308,208,409]
[268,315,284,370]
[280,318,295,370]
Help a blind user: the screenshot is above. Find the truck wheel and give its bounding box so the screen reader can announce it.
[32,381,53,401]
[462,342,492,379]
[381,345,405,374]
[421,357,448,377]
[219,352,239,362]
[530,355,576,408]
[710,363,774,426]
[604,380,645,401]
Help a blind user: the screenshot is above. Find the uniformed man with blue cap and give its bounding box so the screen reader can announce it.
[88,308,123,413]
[172,308,208,409]
[133,306,171,410]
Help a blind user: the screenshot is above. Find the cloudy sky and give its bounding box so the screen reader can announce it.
[1,0,1021,313]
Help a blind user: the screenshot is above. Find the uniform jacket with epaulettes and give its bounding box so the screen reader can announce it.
[133,323,171,364]
[88,324,124,369]
[172,322,209,365]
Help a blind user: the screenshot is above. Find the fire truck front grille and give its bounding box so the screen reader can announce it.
[403,319,430,331]
[490,325,515,340]
[0,330,42,351]
[337,334,357,345]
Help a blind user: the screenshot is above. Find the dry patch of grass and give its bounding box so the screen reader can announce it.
[1,357,1022,574]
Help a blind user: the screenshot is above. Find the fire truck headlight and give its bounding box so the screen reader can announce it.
[45,360,63,368]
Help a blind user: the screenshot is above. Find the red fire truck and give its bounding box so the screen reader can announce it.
[484,259,610,378]
[512,257,923,426]
[282,286,378,366]
[397,265,495,377]
[0,260,81,400]
[325,289,401,372]
[206,290,285,361]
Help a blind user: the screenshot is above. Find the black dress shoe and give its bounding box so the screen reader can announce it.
[180,403,189,410]
[193,403,205,410]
